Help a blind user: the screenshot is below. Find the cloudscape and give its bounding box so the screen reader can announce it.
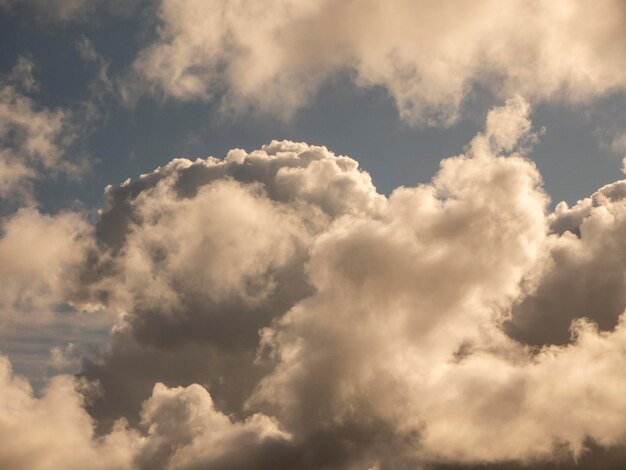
[2,1,626,469]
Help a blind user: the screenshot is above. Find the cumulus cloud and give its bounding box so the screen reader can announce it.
[0,208,91,322]
[127,0,626,124]
[507,179,626,346]
[3,98,626,468]
[76,138,384,425]
[72,98,626,467]
[249,97,548,462]
[0,354,139,470]
[0,353,292,470]
[136,382,292,470]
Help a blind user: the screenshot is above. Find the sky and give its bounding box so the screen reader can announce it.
[1,1,626,469]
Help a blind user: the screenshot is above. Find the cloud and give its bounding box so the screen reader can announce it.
[248,97,549,463]
[238,98,626,467]
[0,206,112,388]
[136,382,292,470]
[4,98,626,467]
[74,97,622,467]
[0,352,292,470]
[127,0,626,124]
[0,66,106,381]
[76,37,115,101]
[0,354,139,470]
[507,179,626,345]
[612,133,626,155]
[0,57,83,204]
[76,139,383,425]
[0,208,92,323]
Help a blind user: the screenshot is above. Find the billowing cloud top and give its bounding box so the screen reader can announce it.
[1,96,626,469]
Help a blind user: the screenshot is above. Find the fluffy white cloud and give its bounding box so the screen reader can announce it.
[0,208,92,322]
[3,98,626,468]
[249,97,548,460]
[0,352,291,470]
[75,138,384,424]
[407,316,626,464]
[137,382,292,470]
[240,98,626,468]
[0,354,139,470]
[86,138,384,319]
[72,97,626,467]
[128,0,626,124]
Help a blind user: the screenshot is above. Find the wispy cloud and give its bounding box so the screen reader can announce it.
[125,0,626,125]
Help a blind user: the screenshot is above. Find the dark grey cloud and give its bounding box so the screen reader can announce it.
[506,180,626,345]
